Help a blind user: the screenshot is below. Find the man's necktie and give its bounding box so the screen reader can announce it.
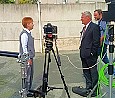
[83,26,86,33]
[82,26,86,38]
[80,26,86,44]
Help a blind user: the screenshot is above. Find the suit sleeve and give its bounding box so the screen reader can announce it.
[91,25,100,55]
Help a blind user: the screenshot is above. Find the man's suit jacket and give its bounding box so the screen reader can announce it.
[80,22,100,58]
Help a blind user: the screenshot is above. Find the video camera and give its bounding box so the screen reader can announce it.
[43,23,57,41]
[103,0,115,22]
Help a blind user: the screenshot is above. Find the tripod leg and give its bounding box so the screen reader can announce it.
[51,48,71,98]
[42,50,51,98]
[42,52,47,98]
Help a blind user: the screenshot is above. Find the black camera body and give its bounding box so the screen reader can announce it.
[103,0,115,22]
[43,23,57,41]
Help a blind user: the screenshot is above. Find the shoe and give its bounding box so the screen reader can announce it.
[91,91,100,97]
[28,89,43,97]
[72,86,82,94]
[72,86,90,97]
[91,93,97,97]
[86,86,92,90]
[27,92,34,97]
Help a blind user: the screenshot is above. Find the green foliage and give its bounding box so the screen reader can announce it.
[19,0,37,4]
[0,0,15,3]
[0,0,36,4]
[19,0,31,4]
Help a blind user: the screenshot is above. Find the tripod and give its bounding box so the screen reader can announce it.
[41,39,70,98]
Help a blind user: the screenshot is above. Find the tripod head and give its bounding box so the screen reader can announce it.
[45,40,53,50]
[44,40,53,54]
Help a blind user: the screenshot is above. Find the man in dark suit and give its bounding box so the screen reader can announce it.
[72,11,100,97]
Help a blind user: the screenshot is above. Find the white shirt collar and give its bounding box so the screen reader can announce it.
[23,28,31,34]
[85,21,91,29]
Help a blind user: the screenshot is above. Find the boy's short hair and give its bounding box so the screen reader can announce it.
[22,17,33,28]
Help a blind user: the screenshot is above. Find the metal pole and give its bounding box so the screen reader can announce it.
[108,23,114,98]
[37,0,43,53]
[109,44,113,98]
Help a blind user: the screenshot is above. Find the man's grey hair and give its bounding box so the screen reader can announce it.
[82,11,92,20]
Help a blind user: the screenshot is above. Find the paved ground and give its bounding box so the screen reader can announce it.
[0,50,115,98]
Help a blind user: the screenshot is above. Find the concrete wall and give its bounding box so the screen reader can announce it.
[41,0,77,4]
[0,4,40,52]
[40,0,105,4]
[0,3,108,52]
